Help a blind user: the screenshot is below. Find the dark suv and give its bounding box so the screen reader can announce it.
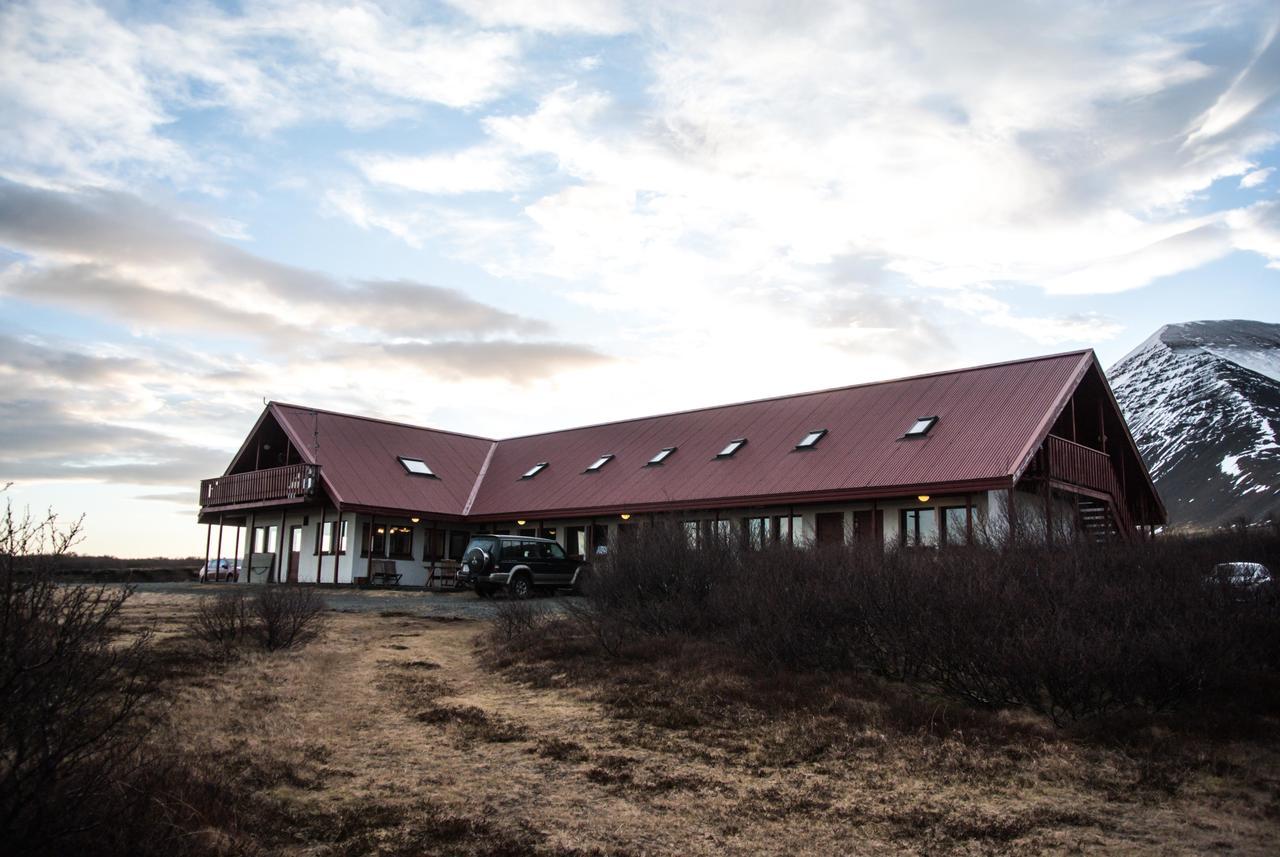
[458,534,589,598]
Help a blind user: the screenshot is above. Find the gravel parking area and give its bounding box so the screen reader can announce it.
[122,581,569,619]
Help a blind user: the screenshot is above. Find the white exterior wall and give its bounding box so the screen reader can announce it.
[524,492,992,552]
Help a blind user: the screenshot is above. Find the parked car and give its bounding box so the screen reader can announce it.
[457,535,588,598]
[198,558,241,582]
[1208,560,1269,601]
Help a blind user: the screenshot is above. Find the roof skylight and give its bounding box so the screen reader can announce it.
[716,438,747,458]
[585,454,615,472]
[521,462,548,479]
[904,416,938,438]
[398,456,436,477]
[796,429,828,449]
[647,447,677,465]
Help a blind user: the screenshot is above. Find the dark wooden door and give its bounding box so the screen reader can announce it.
[287,526,302,583]
[852,510,884,545]
[815,512,844,546]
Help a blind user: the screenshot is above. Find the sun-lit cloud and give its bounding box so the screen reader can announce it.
[1,0,1278,555]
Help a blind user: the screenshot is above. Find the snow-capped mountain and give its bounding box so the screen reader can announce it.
[1109,320,1280,530]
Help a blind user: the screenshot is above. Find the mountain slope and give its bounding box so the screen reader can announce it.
[1109,320,1280,529]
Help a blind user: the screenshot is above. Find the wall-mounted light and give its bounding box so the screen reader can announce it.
[376,527,385,534]
[410,517,420,524]
[620,513,632,520]
[917,495,931,503]
[517,519,526,526]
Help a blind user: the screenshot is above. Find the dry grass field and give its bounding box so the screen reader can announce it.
[117,590,1280,856]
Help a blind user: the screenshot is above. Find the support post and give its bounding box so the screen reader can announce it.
[215,514,225,576]
[231,523,241,583]
[1007,486,1017,546]
[274,511,286,583]
[316,504,327,586]
[203,524,212,582]
[332,510,341,585]
[246,511,256,583]
[965,494,973,545]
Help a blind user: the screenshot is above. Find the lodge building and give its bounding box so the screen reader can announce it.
[197,349,1165,586]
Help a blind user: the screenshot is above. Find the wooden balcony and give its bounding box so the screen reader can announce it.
[1031,435,1134,533]
[200,463,319,509]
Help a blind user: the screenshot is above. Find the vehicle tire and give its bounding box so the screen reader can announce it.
[509,573,534,599]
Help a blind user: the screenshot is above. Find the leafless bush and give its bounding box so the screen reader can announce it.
[251,586,327,651]
[490,597,552,643]
[577,520,1280,725]
[194,590,251,655]
[0,496,157,854]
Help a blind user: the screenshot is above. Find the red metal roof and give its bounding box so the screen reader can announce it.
[270,403,494,518]
[257,350,1103,519]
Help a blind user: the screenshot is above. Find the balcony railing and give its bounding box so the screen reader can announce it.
[200,463,319,508]
[1033,435,1133,533]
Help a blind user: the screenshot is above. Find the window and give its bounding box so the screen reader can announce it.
[398,456,437,477]
[743,516,769,549]
[942,506,971,545]
[536,541,568,560]
[253,525,279,553]
[716,438,747,458]
[647,447,677,465]
[564,525,587,557]
[522,462,548,479]
[388,526,413,559]
[904,416,938,438]
[585,454,615,472]
[424,528,446,561]
[447,530,470,561]
[773,515,803,545]
[360,523,387,558]
[682,520,700,547]
[591,524,609,554]
[902,508,939,547]
[316,520,348,555]
[796,429,828,449]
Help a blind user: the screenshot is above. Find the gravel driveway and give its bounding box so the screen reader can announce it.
[123,581,569,620]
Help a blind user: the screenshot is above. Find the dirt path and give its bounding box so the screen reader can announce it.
[149,600,1280,856]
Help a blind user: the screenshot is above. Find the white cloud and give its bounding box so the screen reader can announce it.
[1240,167,1274,188]
[1227,200,1280,268]
[443,0,634,35]
[352,146,528,195]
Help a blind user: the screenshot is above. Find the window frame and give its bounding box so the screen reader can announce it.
[903,416,939,438]
[521,462,548,479]
[316,519,348,556]
[795,428,828,450]
[646,447,677,466]
[584,453,615,473]
[398,456,438,478]
[386,525,414,560]
[715,438,747,458]
[901,507,940,547]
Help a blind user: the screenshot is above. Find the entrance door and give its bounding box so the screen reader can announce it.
[287,526,302,583]
[815,512,844,547]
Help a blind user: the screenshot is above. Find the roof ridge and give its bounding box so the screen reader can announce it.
[494,349,1095,442]
[271,401,496,442]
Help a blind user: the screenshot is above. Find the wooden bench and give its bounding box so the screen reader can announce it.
[368,559,402,587]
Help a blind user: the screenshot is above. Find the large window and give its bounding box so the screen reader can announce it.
[564,526,586,557]
[388,526,413,559]
[424,528,446,561]
[743,516,769,549]
[901,508,939,547]
[316,520,348,555]
[942,506,970,545]
[360,523,386,558]
[253,525,279,553]
[773,515,803,545]
[447,530,470,562]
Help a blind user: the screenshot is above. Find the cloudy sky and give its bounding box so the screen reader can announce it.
[2,0,1279,557]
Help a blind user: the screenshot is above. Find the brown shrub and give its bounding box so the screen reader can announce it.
[567,519,1280,725]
